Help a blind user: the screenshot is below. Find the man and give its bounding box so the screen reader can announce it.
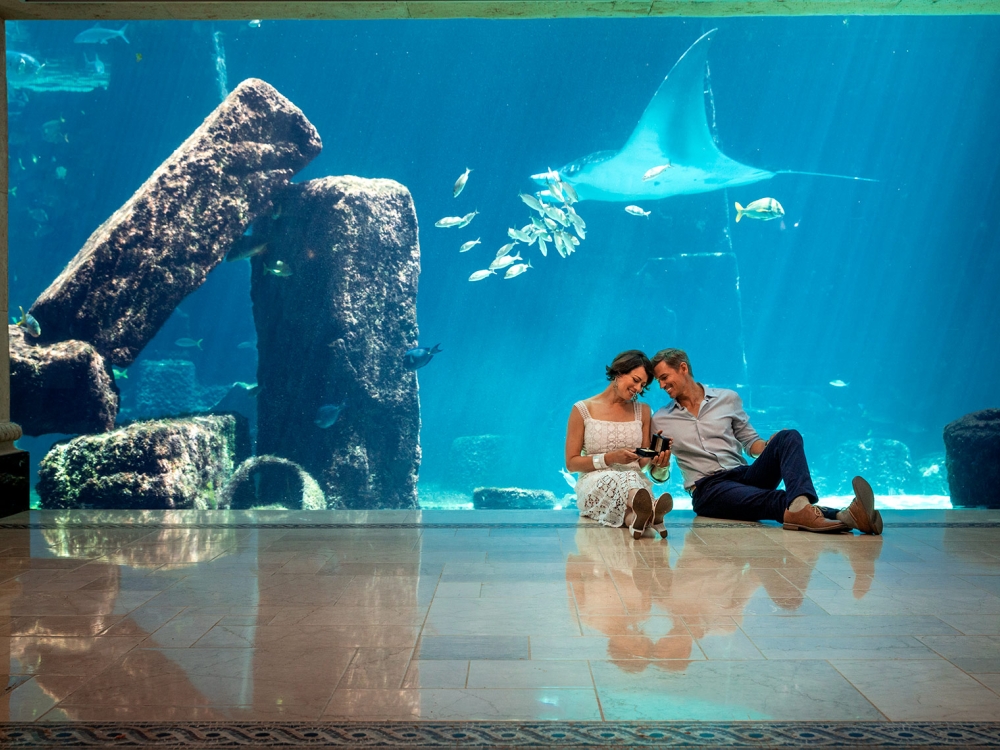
[647,348,882,534]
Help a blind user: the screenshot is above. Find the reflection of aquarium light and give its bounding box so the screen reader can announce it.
[539,695,560,706]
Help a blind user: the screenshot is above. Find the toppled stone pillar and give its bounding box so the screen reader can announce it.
[252,176,420,509]
[944,409,1000,509]
[37,413,249,509]
[9,326,118,436]
[29,78,322,367]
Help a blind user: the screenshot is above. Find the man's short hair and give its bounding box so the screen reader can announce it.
[651,348,693,377]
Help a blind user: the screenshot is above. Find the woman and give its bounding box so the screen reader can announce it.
[565,350,672,539]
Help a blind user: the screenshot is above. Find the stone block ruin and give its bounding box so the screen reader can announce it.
[12,78,423,511]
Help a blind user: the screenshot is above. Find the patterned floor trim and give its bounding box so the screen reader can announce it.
[1,521,999,530]
[4,721,1000,747]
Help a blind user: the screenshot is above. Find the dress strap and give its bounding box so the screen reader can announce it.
[633,401,641,421]
[574,400,591,421]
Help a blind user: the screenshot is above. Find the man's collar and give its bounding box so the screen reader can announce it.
[666,383,716,412]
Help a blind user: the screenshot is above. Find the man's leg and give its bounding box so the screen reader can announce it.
[692,473,788,523]
[741,429,818,505]
[742,430,881,535]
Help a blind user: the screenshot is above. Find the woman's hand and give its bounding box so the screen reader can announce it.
[606,449,639,465]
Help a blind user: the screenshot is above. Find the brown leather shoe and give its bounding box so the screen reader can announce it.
[783,504,849,533]
[848,476,883,535]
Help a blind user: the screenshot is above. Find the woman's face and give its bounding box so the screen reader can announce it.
[615,365,648,400]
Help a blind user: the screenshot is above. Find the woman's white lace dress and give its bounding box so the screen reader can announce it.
[574,400,652,527]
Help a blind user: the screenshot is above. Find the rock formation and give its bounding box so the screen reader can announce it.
[252,176,420,509]
[944,409,1000,508]
[37,414,249,509]
[9,325,119,436]
[221,455,326,510]
[28,78,322,367]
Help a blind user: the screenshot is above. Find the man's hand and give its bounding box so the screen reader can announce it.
[648,441,672,481]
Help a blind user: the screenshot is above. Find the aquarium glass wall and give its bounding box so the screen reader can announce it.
[7,17,1000,512]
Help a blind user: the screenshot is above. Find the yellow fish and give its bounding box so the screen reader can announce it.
[735,197,784,223]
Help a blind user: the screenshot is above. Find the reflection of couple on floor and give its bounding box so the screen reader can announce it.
[565,348,884,536]
[565,524,883,672]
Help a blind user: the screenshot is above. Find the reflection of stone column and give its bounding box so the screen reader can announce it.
[252,177,420,509]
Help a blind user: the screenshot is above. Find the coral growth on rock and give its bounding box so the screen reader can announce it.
[37,414,249,509]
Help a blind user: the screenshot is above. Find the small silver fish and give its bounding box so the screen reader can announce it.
[112,367,128,379]
[265,260,293,277]
[489,252,523,271]
[435,215,466,228]
[453,168,472,198]
[226,240,268,262]
[469,269,494,282]
[560,467,577,489]
[642,163,671,180]
[625,205,651,217]
[175,337,203,349]
[16,306,40,338]
[495,241,518,258]
[829,379,849,388]
[459,238,481,253]
[553,232,568,259]
[547,180,565,202]
[248,19,262,27]
[735,198,784,223]
[520,193,544,212]
[545,205,569,227]
[559,181,579,204]
[537,236,549,257]
[504,261,532,279]
[237,341,256,349]
[508,227,531,243]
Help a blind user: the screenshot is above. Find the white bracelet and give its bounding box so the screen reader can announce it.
[592,454,607,470]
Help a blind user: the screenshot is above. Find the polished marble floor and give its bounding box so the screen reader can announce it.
[2,508,1000,728]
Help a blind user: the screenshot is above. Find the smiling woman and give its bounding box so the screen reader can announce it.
[564,350,673,538]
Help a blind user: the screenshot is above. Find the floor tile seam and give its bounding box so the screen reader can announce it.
[397,568,443,691]
[823,659,892,722]
[315,646,362,717]
[583,659,606,721]
[972,674,1000,696]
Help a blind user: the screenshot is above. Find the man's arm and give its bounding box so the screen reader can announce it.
[730,392,764,458]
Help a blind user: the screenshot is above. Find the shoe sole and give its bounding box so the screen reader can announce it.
[852,476,882,535]
[630,489,653,540]
[782,522,850,533]
[652,493,673,538]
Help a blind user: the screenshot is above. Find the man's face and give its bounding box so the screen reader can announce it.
[654,361,686,399]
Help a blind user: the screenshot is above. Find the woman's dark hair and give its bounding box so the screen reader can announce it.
[605,350,654,394]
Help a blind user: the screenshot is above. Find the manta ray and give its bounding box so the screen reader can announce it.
[534,29,872,203]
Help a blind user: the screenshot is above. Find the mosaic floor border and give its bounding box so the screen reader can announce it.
[2,521,1000,530]
[4,721,1000,748]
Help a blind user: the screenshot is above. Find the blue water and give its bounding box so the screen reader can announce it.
[8,17,1000,506]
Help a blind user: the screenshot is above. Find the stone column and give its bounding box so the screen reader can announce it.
[0,30,30,515]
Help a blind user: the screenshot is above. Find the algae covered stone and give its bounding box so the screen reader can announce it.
[37,414,249,509]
